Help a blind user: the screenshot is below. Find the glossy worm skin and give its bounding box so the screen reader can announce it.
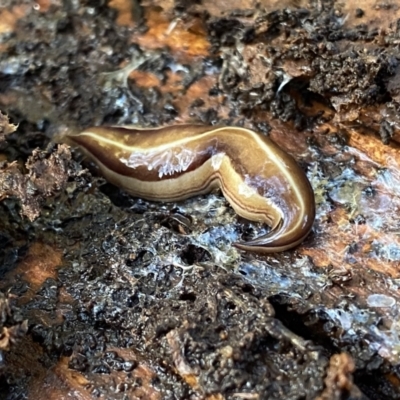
[66,125,315,252]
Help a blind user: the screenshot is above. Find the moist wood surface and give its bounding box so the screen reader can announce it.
[0,1,399,399]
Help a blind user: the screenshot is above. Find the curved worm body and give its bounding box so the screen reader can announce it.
[66,125,315,253]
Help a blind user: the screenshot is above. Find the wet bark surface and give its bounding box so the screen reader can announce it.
[0,0,400,399]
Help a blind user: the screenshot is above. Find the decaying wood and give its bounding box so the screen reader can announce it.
[0,0,400,399]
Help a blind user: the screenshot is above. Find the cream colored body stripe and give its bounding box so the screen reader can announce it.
[67,125,315,253]
[79,127,304,231]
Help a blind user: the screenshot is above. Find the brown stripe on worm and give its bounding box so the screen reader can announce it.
[65,125,315,253]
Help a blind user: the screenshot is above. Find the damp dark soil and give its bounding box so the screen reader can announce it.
[1,0,400,399]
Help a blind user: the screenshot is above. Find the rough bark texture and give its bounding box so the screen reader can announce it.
[0,0,399,399]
